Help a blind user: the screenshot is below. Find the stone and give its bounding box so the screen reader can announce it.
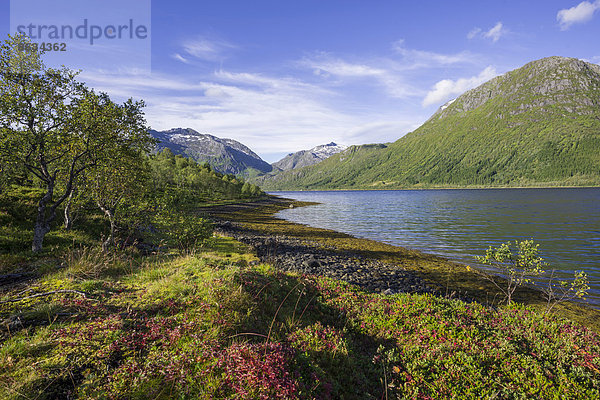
[303,256,321,269]
[213,217,436,297]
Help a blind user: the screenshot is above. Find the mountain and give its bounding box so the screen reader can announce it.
[150,128,272,175]
[255,56,600,190]
[272,142,348,171]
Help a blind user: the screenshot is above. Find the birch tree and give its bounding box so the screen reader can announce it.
[0,35,151,252]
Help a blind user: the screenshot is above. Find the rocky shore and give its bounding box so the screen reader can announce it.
[203,197,600,330]
[214,219,436,296]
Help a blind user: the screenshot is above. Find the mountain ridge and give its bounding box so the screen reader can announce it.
[149,128,273,175]
[253,56,600,190]
[272,142,348,171]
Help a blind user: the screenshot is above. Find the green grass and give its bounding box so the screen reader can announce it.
[0,185,107,275]
[1,236,599,399]
[1,187,599,399]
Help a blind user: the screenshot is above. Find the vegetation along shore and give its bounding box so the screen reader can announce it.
[205,197,600,330]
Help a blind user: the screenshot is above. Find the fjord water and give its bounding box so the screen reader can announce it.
[272,189,600,306]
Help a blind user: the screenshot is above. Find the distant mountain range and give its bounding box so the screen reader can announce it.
[254,56,600,190]
[149,128,273,175]
[149,128,345,176]
[272,142,347,171]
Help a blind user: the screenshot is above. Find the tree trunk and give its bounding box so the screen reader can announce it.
[32,186,53,253]
[64,190,74,230]
[100,205,116,252]
[32,219,50,253]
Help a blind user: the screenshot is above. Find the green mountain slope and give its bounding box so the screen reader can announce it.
[256,57,600,190]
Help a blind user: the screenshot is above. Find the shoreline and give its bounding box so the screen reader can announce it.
[203,195,600,331]
[213,218,437,298]
[266,185,600,192]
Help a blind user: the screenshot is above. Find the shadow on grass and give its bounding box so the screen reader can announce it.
[233,269,394,399]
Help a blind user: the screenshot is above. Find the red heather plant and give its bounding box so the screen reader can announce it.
[99,337,223,398]
[310,275,600,399]
[3,248,599,400]
[217,342,300,399]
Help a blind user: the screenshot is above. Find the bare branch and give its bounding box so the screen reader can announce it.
[0,289,94,304]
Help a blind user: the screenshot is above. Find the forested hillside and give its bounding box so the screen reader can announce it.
[256,57,600,190]
[149,148,264,207]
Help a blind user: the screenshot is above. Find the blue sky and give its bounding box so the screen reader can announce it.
[2,1,600,162]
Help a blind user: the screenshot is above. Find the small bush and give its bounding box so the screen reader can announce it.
[159,213,213,251]
[543,269,591,314]
[474,240,546,305]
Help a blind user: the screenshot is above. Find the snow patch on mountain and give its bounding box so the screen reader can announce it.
[272,142,348,171]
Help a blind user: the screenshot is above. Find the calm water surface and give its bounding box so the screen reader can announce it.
[271,189,600,306]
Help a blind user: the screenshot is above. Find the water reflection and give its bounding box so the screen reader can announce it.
[272,188,600,306]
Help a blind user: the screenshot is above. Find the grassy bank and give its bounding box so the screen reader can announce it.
[1,197,599,398]
[2,236,600,399]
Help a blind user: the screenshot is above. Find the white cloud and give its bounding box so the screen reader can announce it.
[299,55,420,99]
[80,70,207,92]
[483,22,506,42]
[181,37,236,61]
[557,1,600,30]
[467,22,507,42]
[172,53,189,64]
[467,28,482,40]
[77,39,488,159]
[214,70,328,94]
[309,60,386,78]
[79,66,426,159]
[589,56,600,64]
[80,68,362,155]
[300,42,478,100]
[346,120,424,143]
[422,66,498,107]
[392,40,475,65]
